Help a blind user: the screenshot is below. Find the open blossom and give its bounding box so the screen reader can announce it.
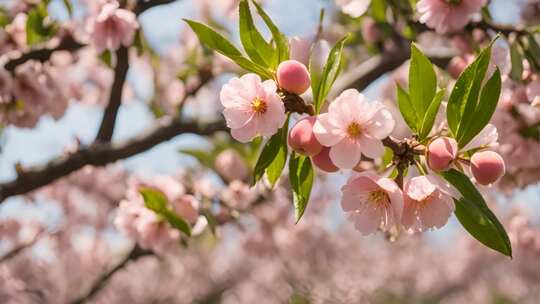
[417,0,487,33]
[220,74,286,142]
[402,175,455,232]
[336,0,371,18]
[87,2,139,52]
[341,171,403,235]
[313,89,395,169]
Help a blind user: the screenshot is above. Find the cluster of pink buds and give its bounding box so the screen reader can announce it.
[426,133,506,185]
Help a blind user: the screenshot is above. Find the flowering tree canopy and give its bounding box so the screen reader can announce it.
[1,0,540,303]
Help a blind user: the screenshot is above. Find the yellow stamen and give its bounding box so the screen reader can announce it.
[251,97,267,115]
[369,190,390,206]
[347,122,362,138]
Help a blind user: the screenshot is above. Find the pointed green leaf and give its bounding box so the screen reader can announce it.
[456,46,492,140]
[251,1,289,65]
[289,153,314,223]
[314,35,349,113]
[252,118,290,185]
[396,83,418,132]
[265,117,289,186]
[441,169,512,257]
[239,0,275,68]
[139,188,191,237]
[140,187,167,213]
[184,19,273,78]
[509,43,523,82]
[458,68,501,148]
[419,89,445,140]
[409,43,436,117]
[447,44,492,136]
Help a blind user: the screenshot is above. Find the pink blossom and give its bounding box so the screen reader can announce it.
[87,2,139,52]
[341,171,403,235]
[220,74,286,142]
[417,0,487,33]
[214,149,250,182]
[313,89,395,169]
[336,0,371,18]
[171,195,200,224]
[221,180,258,210]
[402,175,455,232]
[527,79,540,102]
[290,36,312,66]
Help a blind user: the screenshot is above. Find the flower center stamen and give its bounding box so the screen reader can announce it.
[251,97,267,115]
[369,190,390,206]
[347,122,362,138]
[445,0,461,6]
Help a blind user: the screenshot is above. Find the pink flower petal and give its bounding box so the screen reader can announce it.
[329,138,362,169]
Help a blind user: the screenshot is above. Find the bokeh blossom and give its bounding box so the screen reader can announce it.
[87,2,139,52]
[417,0,487,33]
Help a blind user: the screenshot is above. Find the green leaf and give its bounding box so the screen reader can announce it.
[409,43,437,118]
[251,1,289,65]
[509,44,523,82]
[252,120,289,185]
[99,50,113,67]
[456,47,492,140]
[419,89,445,140]
[179,149,214,168]
[396,83,418,132]
[140,187,167,213]
[139,188,191,237]
[265,117,290,187]
[289,153,314,223]
[370,0,387,22]
[238,0,275,68]
[526,35,540,67]
[441,169,512,257]
[162,209,192,237]
[184,19,273,78]
[201,209,218,235]
[447,44,492,136]
[26,3,58,46]
[62,0,73,16]
[313,35,349,113]
[458,68,501,148]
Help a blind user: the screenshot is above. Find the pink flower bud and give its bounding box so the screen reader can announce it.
[361,18,382,44]
[448,56,468,79]
[427,137,458,171]
[214,149,249,182]
[312,147,339,173]
[288,116,323,156]
[277,60,311,95]
[470,151,505,185]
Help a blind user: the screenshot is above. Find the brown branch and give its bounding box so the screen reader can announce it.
[3,35,85,72]
[135,0,178,15]
[95,46,130,142]
[69,245,151,304]
[0,118,227,203]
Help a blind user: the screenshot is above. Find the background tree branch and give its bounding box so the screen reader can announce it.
[0,118,227,203]
[95,46,130,142]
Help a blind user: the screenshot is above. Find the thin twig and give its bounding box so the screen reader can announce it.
[69,245,151,304]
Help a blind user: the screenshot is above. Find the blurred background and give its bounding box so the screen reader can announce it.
[1,0,540,303]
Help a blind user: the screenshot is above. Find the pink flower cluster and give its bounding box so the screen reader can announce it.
[417,0,487,33]
[114,176,200,254]
[0,61,71,128]
[86,2,139,53]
